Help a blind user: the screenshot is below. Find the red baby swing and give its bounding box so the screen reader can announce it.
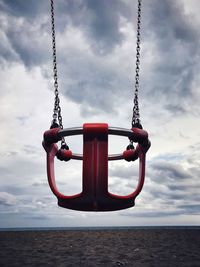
[43,0,150,211]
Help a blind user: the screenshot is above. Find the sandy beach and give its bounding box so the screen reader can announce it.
[0,227,199,266]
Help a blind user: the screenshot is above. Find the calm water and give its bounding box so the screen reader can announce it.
[0,226,199,232]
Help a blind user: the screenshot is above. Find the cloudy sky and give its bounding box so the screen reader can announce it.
[0,0,200,228]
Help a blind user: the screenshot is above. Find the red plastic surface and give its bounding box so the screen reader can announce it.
[43,123,150,211]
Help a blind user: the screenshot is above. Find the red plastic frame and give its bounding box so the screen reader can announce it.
[43,123,150,211]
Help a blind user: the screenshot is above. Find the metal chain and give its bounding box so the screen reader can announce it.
[132,0,142,128]
[50,0,64,130]
[50,0,141,132]
[50,0,67,147]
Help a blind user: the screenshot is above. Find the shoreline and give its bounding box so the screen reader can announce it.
[0,225,199,232]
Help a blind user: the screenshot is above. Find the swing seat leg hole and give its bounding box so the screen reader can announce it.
[108,160,140,197]
[54,160,82,196]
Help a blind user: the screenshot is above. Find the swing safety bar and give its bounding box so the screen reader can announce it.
[43,123,150,211]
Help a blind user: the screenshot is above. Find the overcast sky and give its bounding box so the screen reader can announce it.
[0,0,200,228]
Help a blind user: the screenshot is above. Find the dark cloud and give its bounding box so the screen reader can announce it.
[164,104,188,116]
[55,0,131,54]
[1,0,199,117]
[0,0,130,66]
[77,0,129,54]
[167,183,200,194]
[52,0,133,114]
[143,0,200,116]
[0,0,47,18]
[153,190,187,201]
[146,0,197,45]
[142,150,199,216]
[60,59,128,115]
[0,1,51,67]
[0,0,134,114]
[147,158,194,204]
[0,36,19,64]
[4,19,50,67]
[151,161,191,180]
[178,204,200,215]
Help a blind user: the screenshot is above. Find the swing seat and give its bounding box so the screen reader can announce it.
[43,123,150,211]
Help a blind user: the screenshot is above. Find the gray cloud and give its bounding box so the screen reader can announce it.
[0,185,28,196]
[0,157,44,181]
[167,183,200,194]
[0,0,50,66]
[143,0,200,116]
[122,209,184,218]
[56,0,131,54]
[178,204,200,215]
[61,59,123,115]
[151,161,191,180]
[164,104,188,116]
[32,181,47,187]
[1,0,199,117]
[53,0,133,114]
[0,0,46,18]
[78,0,129,54]
[0,192,17,206]
[0,0,130,66]
[22,145,41,157]
[5,19,50,67]
[112,146,200,219]
[0,0,200,227]
[109,164,139,179]
[0,0,132,114]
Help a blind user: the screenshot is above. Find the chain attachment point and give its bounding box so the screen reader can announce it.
[61,141,69,150]
[126,141,135,150]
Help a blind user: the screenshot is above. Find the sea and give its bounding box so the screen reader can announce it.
[0,225,199,232]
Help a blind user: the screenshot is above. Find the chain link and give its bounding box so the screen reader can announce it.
[50,0,66,146]
[50,0,64,130]
[50,0,141,132]
[132,0,142,128]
